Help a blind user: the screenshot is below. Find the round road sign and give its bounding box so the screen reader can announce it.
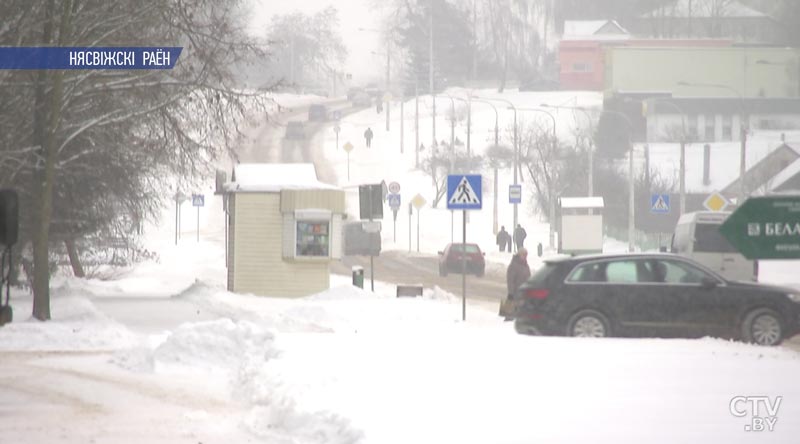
[388,181,400,194]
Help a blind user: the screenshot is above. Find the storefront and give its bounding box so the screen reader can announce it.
[223,163,346,297]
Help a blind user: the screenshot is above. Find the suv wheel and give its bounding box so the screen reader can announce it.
[567,310,610,338]
[742,308,783,346]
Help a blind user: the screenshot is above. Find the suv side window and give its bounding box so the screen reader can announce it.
[660,259,716,284]
[605,260,639,283]
[567,262,605,282]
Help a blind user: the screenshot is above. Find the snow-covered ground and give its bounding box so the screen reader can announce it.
[3,248,800,443]
[2,89,800,443]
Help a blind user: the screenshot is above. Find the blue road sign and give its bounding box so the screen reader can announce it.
[509,184,522,204]
[192,194,205,207]
[650,194,670,214]
[447,175,482,210]
[387,193,401,209]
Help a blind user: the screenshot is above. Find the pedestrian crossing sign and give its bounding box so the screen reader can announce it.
[650,193,670,214]
[447,175,482,210]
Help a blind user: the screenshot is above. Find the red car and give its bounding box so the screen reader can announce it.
[438,243,485,277]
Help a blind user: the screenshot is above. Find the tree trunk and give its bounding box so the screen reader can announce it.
[65,239,85,278]
[32,0,73,321]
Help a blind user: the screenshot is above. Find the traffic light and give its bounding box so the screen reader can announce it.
[0,190,18,247]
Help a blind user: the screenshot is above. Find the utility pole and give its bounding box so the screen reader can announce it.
[680,139,686,215]
[400,98,404,153]
[429,1,436,150]
[415,80,420,168]
[628,144,635,252]
[289,37,295,85]
[386,41,391,132]
[739,124,747,205]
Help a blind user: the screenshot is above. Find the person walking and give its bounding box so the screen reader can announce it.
[513,224,527,252]
[502,248,531,320]
[496,226,509,252]
[364,127,373,148]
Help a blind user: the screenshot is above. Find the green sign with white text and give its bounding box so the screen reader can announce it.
[719,196,800,259]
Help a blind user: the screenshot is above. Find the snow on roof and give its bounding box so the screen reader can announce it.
[562,20,630,41]
[224,163,340,192]
[646,132,796,194]
[559,196,605,209]
[641,0,768,19]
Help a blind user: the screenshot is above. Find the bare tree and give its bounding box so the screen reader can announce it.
[0,0,275,320]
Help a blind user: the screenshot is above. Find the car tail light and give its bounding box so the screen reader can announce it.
[524,289,549,300]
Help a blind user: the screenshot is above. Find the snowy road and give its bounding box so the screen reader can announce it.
[243,101,510,306]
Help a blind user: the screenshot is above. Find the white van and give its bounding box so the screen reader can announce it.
[670,211,757,282]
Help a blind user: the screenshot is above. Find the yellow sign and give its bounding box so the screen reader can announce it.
[703,191,729,212]
[411,193,426,209]
[343,141,354,153]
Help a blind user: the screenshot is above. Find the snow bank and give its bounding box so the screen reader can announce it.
[152,318,276,375]
[0,279,139,351]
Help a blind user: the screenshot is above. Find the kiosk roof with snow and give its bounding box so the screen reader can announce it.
[559,197,605,209]
[224,163,340,193]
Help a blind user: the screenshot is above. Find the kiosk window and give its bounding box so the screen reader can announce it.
[296,221,329,257]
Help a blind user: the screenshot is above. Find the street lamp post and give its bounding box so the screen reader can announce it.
[541,104,596,197]
[361,27,394,131]
[645,98,688,215]
[600,108,635,251]
[678,80,747,205]
[472,98,500,233]
[476,96,519,236]
[518,108,558,249]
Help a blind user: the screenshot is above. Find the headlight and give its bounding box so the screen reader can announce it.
[788,293,800,303]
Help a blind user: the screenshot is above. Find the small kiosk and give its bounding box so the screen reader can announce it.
[558,197,604,255]
[223,163,345,297]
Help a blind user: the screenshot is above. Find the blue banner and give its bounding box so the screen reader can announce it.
[0,47,183,70]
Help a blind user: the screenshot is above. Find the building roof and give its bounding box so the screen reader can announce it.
[563,20,630,41]
[641,0,769,19]
[224,163,340,193]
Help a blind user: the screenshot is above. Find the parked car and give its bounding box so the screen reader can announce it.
[513,253,800,346]
[438,243,486,277]
[347,87,364,101]
[285,121,305,140]
[671,211,756,281]
[352,91,372,107]
[308,104,328,122]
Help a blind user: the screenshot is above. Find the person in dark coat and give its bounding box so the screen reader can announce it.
[504,248,531,320]
[496,226,509,252]
[364,127,373,148]
[513,224,527,251]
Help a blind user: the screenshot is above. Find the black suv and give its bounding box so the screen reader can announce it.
[513,253,800,346]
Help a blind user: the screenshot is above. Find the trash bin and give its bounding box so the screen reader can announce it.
[352,266,364,289]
